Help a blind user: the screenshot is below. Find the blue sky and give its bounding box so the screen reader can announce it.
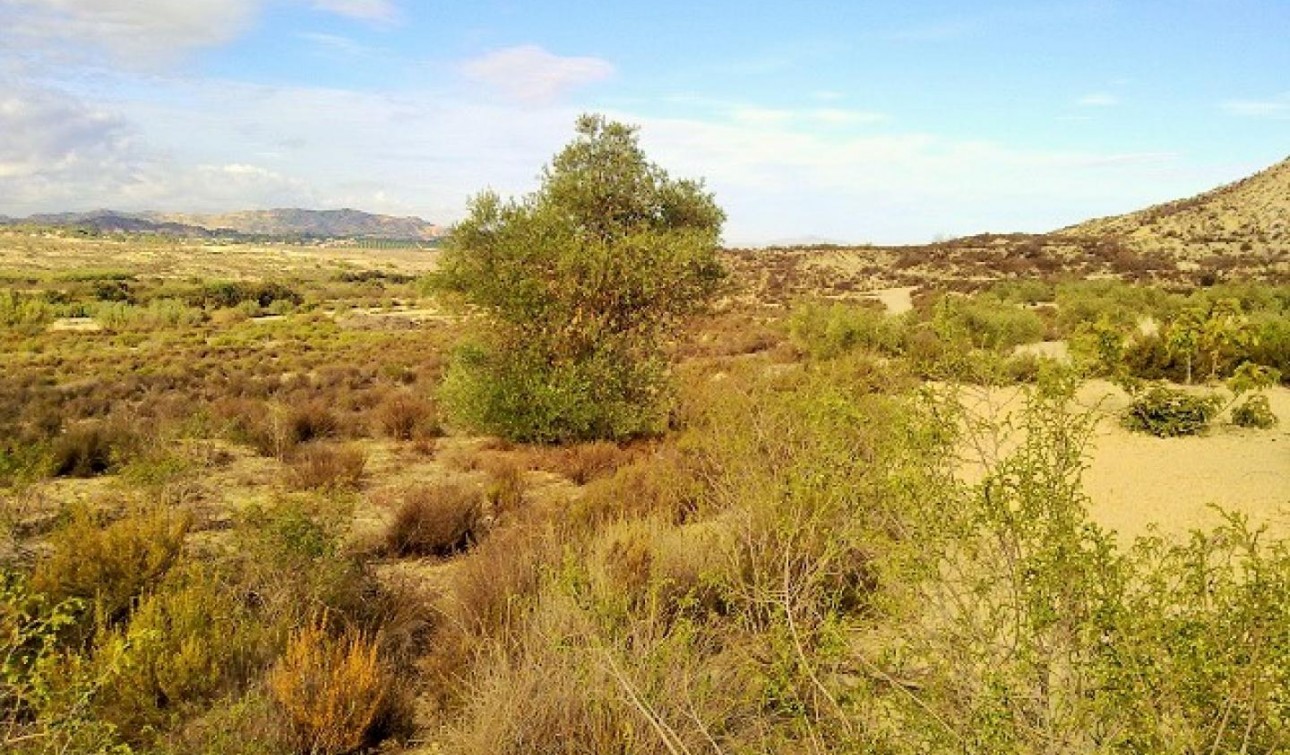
[1,0,1286,244]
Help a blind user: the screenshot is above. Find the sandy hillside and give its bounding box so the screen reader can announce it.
[1065,156,1290,263]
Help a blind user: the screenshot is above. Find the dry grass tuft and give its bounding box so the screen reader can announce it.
[384,483,482,557]
[373,391,436,440]
[482,457,527,516]
[285,443,367,490]
[48,420,138,477]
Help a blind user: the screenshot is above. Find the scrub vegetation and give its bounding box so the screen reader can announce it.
[2,119,1288,754]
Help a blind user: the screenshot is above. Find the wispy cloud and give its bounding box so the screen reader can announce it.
[881,19,979,42]
[1077,92,1119,107]
[461,45,614,105]
[1221,93,1290,119]
[297,31,369,57]
[310,0,398,23]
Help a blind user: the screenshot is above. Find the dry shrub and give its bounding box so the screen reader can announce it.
[48,420,138,477]
[31,505,191,623]
[384,483,482,557]
[570,450,700,530]
[286,400,339,443]
[286,443,367,490]
[213,398,296,458]
[374,392,436,440]
[268,616,390,755]
[553,441,630,485]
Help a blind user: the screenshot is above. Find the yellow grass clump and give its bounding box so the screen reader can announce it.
[268,615,389,755]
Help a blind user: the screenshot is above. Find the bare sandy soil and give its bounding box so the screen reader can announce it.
[958,381,1290,541]
[862,286,916,315]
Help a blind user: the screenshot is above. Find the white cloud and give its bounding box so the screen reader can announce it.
[0,0,260,65]
[1221,93,1290,119]
[310,0,397,23]
[1077,92,1119,107]
[461,45,615,105]
[0,79,319,214]
[625,107,1204,243]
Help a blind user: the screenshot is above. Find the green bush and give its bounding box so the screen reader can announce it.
[90,570,272,741]
[1231,393,1277,428]
[441,338,669,443]
[1121,384,1222,437]
[788,301,905,359]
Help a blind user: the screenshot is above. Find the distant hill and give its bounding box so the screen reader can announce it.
[6,210,218,237]
[149,208,444,241]
[1062,157,1290,261]
[0,208,445,241]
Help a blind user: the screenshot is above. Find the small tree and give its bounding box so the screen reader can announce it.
[435,115,725,442]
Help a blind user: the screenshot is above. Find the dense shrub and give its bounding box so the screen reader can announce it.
[1121,384,1222,437]
[441,337,670,443]
[90,570,272,741]
[31,506,190,625]
[788,301,904,359]
[1231,393,1277,428]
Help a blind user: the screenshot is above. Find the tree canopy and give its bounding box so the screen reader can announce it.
[436,114,725,442]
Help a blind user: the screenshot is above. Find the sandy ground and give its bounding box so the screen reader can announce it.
[1080,382,1289,540]
[1012,340,1070,361]
[861,286,916,315]
[958,381,1290,541]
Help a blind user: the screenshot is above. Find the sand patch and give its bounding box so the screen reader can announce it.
[1012,340,1070,362]
[859,286,915,315]
[48,317,102,332]
[956,381,1289,541]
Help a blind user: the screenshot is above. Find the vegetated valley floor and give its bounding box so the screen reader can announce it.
[3,230,1286,547]
[2,226,1288,752]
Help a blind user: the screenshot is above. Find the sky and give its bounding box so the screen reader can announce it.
[0,1,1287,245]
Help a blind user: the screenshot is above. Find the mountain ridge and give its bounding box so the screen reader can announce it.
[0,208,444,241]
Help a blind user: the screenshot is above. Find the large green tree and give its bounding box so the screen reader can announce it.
[435,114,726,442]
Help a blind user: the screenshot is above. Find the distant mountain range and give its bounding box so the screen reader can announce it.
[0,208,445,241]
